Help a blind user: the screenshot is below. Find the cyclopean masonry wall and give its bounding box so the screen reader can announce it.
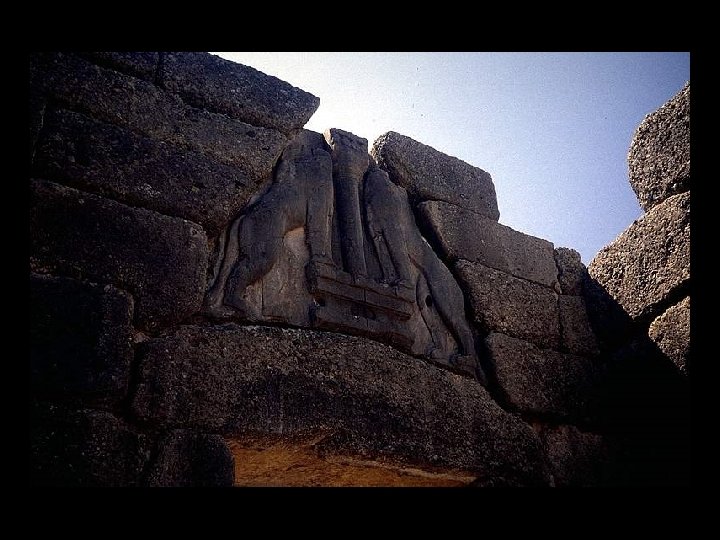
[584,83,690,485]
[29,52,688,486]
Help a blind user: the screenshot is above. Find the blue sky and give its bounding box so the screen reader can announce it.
[212,52,689,264]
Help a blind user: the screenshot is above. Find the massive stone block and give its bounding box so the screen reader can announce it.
[559,295,600,357]
[31,402,151,487]
[588,191,689,321]
[161,52,320,135]
[454,260,560,349]
[485,332,598,418]
[371,131,500,220]
[30,52,288,179]
[33,108,265,235]
[419,200,559,289]
[554,247,587,296]
[144,430,235,487]
[132,325,551,486]
[648,296,690,375]
[30,274,134,408]
[30,179,208,331]
[628,83,690,211]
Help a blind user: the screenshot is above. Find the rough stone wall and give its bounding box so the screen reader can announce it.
[29,52,685,487]
[585,84,690,484]
[30,52,318,486]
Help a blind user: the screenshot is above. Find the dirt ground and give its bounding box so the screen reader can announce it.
[226,434,476,487]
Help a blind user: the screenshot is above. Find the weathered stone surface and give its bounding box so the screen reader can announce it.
[162,52,320,135]
[371,131,499,219]
[33,108,265,235]
[648,296,690,375]
[539,424,608,487]
[30,52,287,179]
[583,276,636,352]
[559,295,600,357]
[588,191,690,321]
[554,247,587,296]
[628,83,690,211]
[76,51,160,81]
[145,430,234,487]
[419,200,558,289]
[454,260,560,349]
[30,274,134,408]
[31,402,150,486]
[30,179,208,331]
[132,325,551,485]
[486,332,598,418]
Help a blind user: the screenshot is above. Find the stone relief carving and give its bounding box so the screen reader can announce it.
[205,128,485,383]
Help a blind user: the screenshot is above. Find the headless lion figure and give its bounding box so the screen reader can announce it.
[364,164,486,383]
[205,132,334,317]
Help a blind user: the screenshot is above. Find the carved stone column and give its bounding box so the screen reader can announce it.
[324,128,368,278]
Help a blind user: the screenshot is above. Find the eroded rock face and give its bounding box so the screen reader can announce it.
[628,83,690,211]
[588,191,689,322]
[132,324,552,486]
[371,131,500,220]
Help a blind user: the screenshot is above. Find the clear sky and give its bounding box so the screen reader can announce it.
[212,52,689,264]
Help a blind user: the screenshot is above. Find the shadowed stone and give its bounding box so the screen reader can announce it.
[454,260,560,349]
[161,52,320,135]
[485,332,598,418]
[371,131,499,219]
[648,296,690,375]
[588,192,689,321]
[144,430,235,487]
[31,402,151,487]
[30,179,208,331]
[559,295,600,357]
[628,83,690,211]
[420,200,558,289]
[30,274,134,408]
[132,325,551,486]
[33,108,267,235]
[538,424,608,487]
[29,52,288,179]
